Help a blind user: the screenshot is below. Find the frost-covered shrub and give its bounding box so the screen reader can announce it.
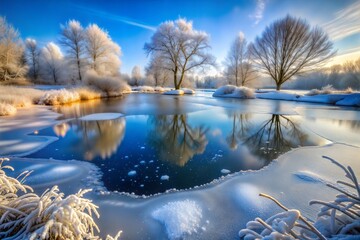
[85,71,131,97]
[1,186,100,240]
[309,156,360,238]
[0,157,122,240]
[238,193,325,240]
[213,85,255,99]
[74,86,104,100]
[154,86,167,92]
[37,89,81,105]
[306,84,342,96]
[132,85,155,92]
[239,156,359,239]
[239,210,302,239]
[0,95,32,108]
[0,158,32,196]
[0,102,17,116]
[0,86,43,109]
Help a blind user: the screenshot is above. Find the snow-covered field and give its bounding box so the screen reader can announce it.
[1,91,359,239]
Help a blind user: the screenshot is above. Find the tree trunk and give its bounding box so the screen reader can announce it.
[173,66,178,89]
[177,70,186,90]
[77,59,82,81]
[276,83,281,91]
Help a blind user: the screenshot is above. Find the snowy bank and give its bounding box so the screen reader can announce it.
[0,83,130,116]
[164,89,184,95]
[256,91,360,107]
[163,88,195,95]
[211,85,360,107]
[132,86,156,93]
[213,85,255,99]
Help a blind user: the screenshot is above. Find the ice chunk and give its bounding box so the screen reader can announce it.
[152,200,202,239]
[140,160,146,164]
[128,170,137,176]
[163,90,184,95]
[160,175,170,181]
[79,113,124,121]
[221,169,231,174]
[182,88,195,94]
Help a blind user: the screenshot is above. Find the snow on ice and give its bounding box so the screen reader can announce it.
[79,113,124,121]
[160,175,170,181]
[151,200,203,239]
[128,170,137,176]
[221,169,231,174]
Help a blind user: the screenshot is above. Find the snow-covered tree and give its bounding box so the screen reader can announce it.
[25,38,40,81]
[39,42,65,84]
[196,75,226,89]
[59,20,86,82]
[224,32,256,86]
[131,65,142,86]
[145,54,171,87]
[144,18,215,89]
[250,15,335,90]
[0,16,27,82]
[85,24,121,76]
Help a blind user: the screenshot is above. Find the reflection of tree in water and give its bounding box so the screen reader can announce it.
[72,118,126,160]
[330,119,360,130]
[244,115,308,160]
[148,115,208,166]
[226,112,252,150]
[53,122,70,137]
[52,99,105,119]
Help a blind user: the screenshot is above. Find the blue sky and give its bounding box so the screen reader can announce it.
[1,0,360,75]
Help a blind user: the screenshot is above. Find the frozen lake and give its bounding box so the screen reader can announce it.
[26,92,345,195]
[1,91,360,239]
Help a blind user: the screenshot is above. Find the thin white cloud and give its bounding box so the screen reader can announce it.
[322,1,360,40]
[251,0,266,25]
[328,46,360,65]
[75,5,156,31]
[338,46,360,57]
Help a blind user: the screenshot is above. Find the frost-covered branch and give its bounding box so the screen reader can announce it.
[239,156,359,239]
[0,157,122,240]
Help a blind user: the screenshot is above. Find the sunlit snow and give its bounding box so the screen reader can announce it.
[151,200,203,239]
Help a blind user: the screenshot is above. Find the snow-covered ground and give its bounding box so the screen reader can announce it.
[1,92,359,239]
[256,91,360,107]
[212,85,360,107]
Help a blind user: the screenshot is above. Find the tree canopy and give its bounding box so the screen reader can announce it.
[144,18,215,89]
[250,15,335,90]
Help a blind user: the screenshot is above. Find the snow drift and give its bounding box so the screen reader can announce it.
[213,85,255,99]
[152,200,203,239]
